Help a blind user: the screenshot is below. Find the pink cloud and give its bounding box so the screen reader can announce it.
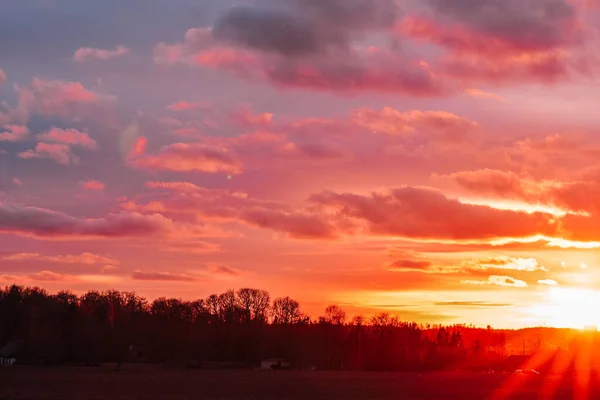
[0,69,6,84]
[36,128,98,150]
[0,202,224,241]
[27,270,68,282]
[73,45,129,62]
[350,107,477,139]
[129,142,243,174]
[0,275,18,282]
[0,125,29,142]
[206,262,243,276]
[0,103,20,127]
[141,181,337,239]
[101,265,118,273]
[167,101,211,111]
[230,106,274,128]
[16,78,116,122]
[3,252,119,265]
[159,240,222,254]
[401,0,584,84]
[18,143,77,165]
[12,178,22,186]
[131,270,198,282]
[154,28,447,96]
[128,136,148,158]
[80,179,105,191]
[402,13,575,60]
[13,127,98,166]
[445,169,545,201]
[464,88,504,101]
[221,130,351,165]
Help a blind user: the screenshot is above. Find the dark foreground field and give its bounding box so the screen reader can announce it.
[1,367,600,400]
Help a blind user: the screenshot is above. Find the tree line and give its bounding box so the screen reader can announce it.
[0,285,509,370]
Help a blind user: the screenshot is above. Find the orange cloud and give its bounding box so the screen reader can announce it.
[387,259,433,272]
[538,279,559,286]
[310,186,556,240]
[446,168,600,216]
[476,257,546,272]
[135,181,586,244]
[0,69,6,84]
[463,275,528,288]
[73,45,129,62]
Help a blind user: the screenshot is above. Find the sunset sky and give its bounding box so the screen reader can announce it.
[2,0,600,329]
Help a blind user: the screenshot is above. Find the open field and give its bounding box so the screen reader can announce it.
[2,367,600,400]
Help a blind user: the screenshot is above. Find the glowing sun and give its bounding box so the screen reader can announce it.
[530,288,600,329]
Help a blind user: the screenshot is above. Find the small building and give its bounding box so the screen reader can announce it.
[496,355,530,372]
[261,358,291,370]
[0,340,19,366]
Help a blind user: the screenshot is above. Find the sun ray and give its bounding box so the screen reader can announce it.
[489,349,556,400]
[540,348,575,400]
[573,334,593,400]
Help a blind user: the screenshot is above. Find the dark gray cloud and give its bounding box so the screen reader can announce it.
[296,0,400,31]
[212,0,401,56]
[426,0,577,51]
[213,8,326,57]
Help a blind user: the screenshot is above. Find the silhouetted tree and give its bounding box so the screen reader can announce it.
[0,285,533,371]
[271,297,303,324]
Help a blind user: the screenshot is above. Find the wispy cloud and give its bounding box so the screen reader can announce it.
[73,45,129,62]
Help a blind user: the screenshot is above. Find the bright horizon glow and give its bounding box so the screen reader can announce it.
[526,288,600,330]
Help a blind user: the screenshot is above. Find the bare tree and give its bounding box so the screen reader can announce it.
[324,305,347,325]
[236,288,270,323]
[271,297,302,324]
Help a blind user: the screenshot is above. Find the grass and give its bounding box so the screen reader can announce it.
[0,366,596,399]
